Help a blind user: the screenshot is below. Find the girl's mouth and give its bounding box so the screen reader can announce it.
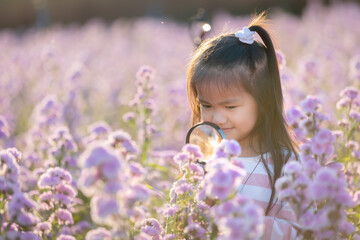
[222,128,234,132]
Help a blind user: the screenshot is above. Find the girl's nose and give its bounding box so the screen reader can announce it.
[212,111,226,125]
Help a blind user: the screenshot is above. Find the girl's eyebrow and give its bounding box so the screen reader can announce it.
[198,98,210,104]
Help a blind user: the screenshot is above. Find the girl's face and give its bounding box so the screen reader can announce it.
[198,84,258,154]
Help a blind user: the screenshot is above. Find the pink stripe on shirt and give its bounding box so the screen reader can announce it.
[236,153,298,240]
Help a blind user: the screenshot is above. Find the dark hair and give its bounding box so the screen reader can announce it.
[186,13,298,215]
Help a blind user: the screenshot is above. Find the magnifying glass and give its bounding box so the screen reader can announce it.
[185,121,226,161]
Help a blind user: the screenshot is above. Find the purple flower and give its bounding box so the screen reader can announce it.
[275,176,296,200]
[350,55,360,80]
[88,121,112,136]
[340,86,359,100]
[286,107,305,125]
[339,222,355,235]
[162,204,179,217]
[103,180,123,194]
[124,184,150,206]
[336,97,351,109]
[134,233,153,240]
[0,150,20,182]
[184,223,206,238]
[53,183,77,205]
[173,152,190,164]
[207,169,233,187]
[140,218,163,239]
[136,65,155,83]
[144,99,155,111]
[211,195,264,239]
[38,167,72,188]
[188,162,205,176]
[352,150,360,160]
[91,195,119,225]
[101,158,122,180]
[33,95,63,127]
[332,130,343,140]
[7,148,22,162]
[349,110,360,121]
[314,128,334,144]
[300,56,319,77]
[57,235,76,240]
[78,143,124,170]
[8,192,37,219]
[213,139,241,158]
[146,124,157,135]
[174,180,192,195]
[0,115,10,138]
[54,209,74,225]
[310,139,326,156]
[108,130,138,154]
[276,49,286,66]
[19,232,41,240]
[346,140,359,151]
[71,221,91,235]
[35,222,51,235]
[16,212,39,227]
[129,162,146,178]
[121,139,139,154]
[223,139,241,156]
[230,157,245,168]
[123,112,136,122]
[77,168,97,195]
[283,161,302,175]
[300,96,321,114]
[182,144,203,159]
[212,200,236,217]
[301,157,321,175]
[85,228,112,240]
[163,234,176,240]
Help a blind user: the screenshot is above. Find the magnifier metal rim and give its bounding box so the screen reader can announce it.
[185,121,226,144]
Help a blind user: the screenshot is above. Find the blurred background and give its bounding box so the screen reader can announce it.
[1,0,359,30]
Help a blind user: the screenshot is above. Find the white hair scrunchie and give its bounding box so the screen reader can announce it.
[235,27,255,44]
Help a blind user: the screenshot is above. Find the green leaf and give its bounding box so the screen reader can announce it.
[147,163,168,172]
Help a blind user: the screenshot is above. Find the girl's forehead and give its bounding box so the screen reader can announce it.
[194,66,249,99]
[197,82,244,101]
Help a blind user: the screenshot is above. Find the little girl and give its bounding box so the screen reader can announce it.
[186,13,299,239]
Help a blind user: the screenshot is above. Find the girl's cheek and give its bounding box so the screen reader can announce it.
[200,110,212,121]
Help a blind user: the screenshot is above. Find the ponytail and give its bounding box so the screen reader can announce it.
[249,18,298,215]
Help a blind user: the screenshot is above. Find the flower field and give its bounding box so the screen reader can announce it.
[0,2,360,240]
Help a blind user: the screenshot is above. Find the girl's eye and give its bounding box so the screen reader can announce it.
[225,106,237,109]
[200,104,211,109]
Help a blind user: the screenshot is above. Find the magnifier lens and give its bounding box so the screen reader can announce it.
[186,122,226,161]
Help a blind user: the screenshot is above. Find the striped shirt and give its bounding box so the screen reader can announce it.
[237,153,299,240]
